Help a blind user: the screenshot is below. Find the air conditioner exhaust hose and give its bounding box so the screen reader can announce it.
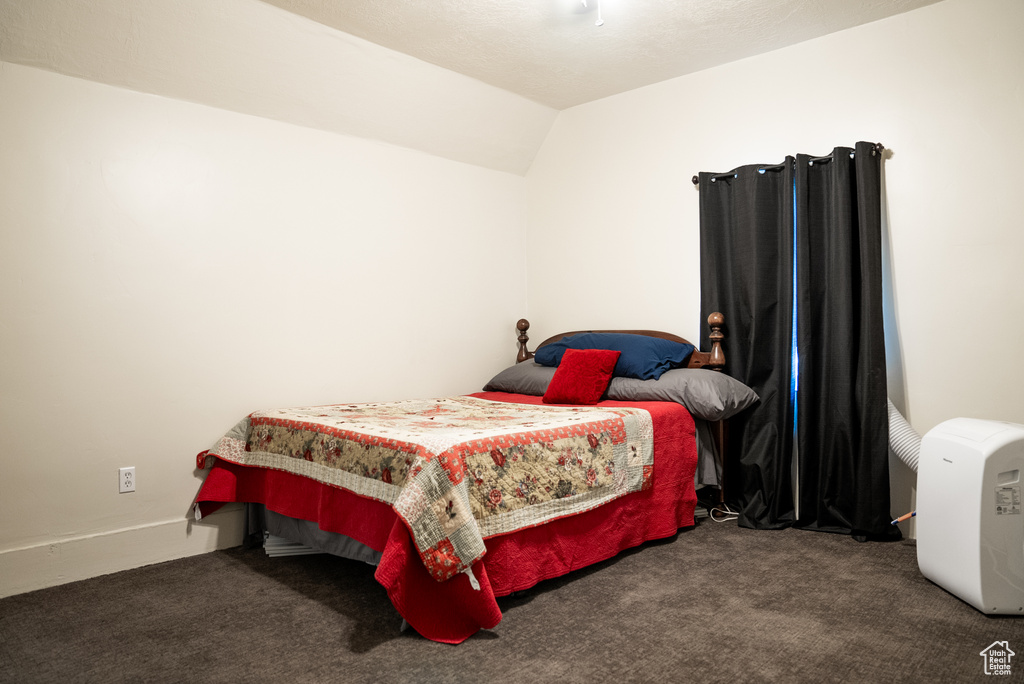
[888,398,921,473]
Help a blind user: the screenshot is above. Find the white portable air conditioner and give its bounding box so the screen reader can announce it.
[917,418,1024,614]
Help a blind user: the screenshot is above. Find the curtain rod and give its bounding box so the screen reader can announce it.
[691,142,884,186]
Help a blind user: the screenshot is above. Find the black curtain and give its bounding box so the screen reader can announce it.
[794,142,897,539]
[699,141,896,538]
[699,161,796,530]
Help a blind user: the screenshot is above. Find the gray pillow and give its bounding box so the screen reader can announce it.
[606,368,758,421]
[482,361,556,396]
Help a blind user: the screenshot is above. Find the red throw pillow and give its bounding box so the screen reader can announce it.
[542,348,621,405]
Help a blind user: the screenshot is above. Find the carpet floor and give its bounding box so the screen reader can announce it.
[2,519,1022,683]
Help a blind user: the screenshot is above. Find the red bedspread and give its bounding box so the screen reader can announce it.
[194,392,697,643]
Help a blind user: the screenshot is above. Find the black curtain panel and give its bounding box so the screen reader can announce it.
[699,141,895,538]
[793,142,897,539]
[699,161,796,530]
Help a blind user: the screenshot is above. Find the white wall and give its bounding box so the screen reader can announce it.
[525,0,1024,535]
[0,61,527,596]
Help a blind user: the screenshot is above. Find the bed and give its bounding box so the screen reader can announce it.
[192,313,757,643]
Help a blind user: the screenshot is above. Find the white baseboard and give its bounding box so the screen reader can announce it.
[0,505,246,599]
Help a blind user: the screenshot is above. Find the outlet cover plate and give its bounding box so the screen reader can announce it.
[119,467,136,493]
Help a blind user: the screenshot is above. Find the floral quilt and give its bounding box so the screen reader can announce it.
[206,396,654,581]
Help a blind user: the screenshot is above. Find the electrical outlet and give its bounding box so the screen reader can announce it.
[119,467,136,493]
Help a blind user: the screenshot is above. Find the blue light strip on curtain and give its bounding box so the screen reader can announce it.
[790,173,800,515]
[791,175,799,423]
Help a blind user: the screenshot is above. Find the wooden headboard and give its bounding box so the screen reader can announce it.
[515,312,725,371]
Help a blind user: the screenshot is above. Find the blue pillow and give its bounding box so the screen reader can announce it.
[534,333,695,381]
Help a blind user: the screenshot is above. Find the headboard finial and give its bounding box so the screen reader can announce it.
[516,319,533,363]
[707,312,725,371]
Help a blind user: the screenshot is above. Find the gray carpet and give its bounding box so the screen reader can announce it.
[2,519,1022,683]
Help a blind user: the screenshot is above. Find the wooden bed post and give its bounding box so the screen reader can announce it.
[516,319,533,363]
[706,312,727,503]
[707,312,725,371]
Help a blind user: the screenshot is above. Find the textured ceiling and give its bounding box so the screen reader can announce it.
[0,0,945,174]
[261,0,943,109]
